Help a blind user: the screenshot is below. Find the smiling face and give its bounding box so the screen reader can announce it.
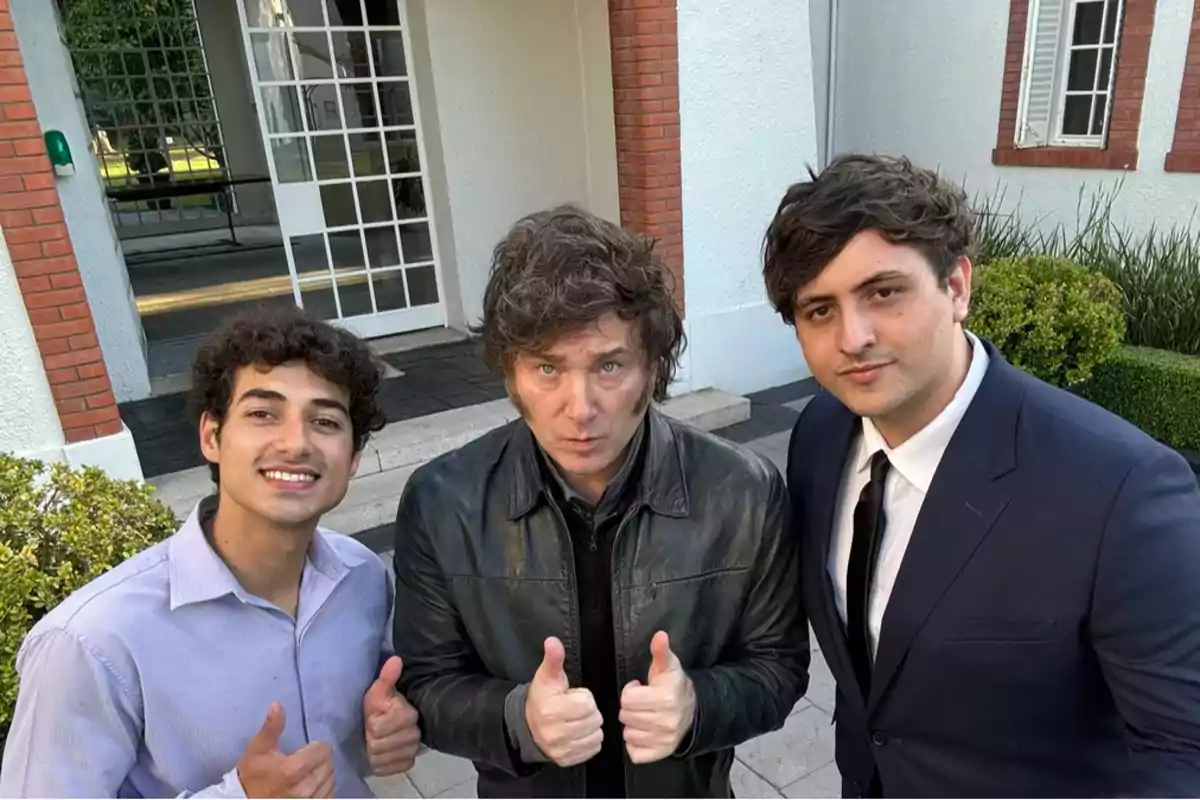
[199,360,361,531]
[508,313,651,501]
[793,229,972,445]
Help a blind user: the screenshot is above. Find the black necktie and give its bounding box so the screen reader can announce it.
[847,450,890,697]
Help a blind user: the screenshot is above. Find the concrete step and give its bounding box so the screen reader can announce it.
[148,388,750,535]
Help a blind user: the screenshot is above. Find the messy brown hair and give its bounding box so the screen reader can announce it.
[762,153,978,324]
[189,305,387,484]
[476,204,684,402]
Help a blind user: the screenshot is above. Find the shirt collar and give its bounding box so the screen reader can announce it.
[168,495,366,611]
[855,330,990,493]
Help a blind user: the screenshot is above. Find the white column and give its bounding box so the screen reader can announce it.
[0,225,67,462]
[676,0,818,395]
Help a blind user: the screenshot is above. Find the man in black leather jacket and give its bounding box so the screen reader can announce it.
[391,204,810,798]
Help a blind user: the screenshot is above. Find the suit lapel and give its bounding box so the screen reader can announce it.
[867,353,1024,712]
[802,399,863,709]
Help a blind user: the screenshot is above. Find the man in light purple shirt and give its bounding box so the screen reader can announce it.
[0,308,421,798]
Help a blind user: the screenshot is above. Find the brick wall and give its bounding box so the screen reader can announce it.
[0,0,122,443]
[608,0,684,314]
[1166,0,1200,173]
[992,0,1155,170]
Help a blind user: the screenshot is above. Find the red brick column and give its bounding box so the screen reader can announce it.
[0,0,122,444]
[608,0,684,315]
[1165,1,1200,173]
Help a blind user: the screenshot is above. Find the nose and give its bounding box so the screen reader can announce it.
[274,411,314,458]
[838,304,877,356]
[564,373,599,426]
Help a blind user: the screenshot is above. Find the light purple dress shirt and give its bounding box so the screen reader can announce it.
[0,499,393,798]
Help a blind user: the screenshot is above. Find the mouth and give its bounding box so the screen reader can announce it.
[563,436,604,451]
[260,467,321,490]
[839,361,894,383]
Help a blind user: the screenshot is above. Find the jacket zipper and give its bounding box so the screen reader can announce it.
[608,503,641,796]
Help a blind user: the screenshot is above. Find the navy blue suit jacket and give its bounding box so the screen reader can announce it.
[786,341,1200,797]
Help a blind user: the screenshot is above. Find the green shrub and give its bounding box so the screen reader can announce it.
[1080,346,1200,453]
[0,454,178,744]
[974,184,1200,356]
[969,254,1125,388]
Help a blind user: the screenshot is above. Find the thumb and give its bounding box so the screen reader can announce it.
[648,631,680,683]
[364,656,403,715]
[533,636,569,692]
[248,702,285,754]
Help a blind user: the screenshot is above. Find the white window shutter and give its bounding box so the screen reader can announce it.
[1015,0,1065,148]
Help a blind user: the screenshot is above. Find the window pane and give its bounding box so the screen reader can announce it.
[357,179,393,223]
[1072,1,1105,46]
[399,221,432,263]
[384,129,420,173]
[1090,93,1108,136]
[342,84,378,129]
[311,133,350,179]
[373,269,409,312]
[348,132,386,176]
[378,81,414,126]
[407,265,439,306]
[392,177,425,218]
[329,230,366,271]
[365,0,400,26]
[321,182,357,226]
[304,84,343,131]
[281,0,325,27]
[336,273,374,317]
[331,31,370,79]
[251,32,293,81]
[290,234,328,278]
[1103,0,1120,43]
[371,31,408,77]
[365,226,401,269]
[1062,95,1093,135]
[1097,48,1114,91]
[261,85,303,134]
[271,136,312,182]
[299,279,338,320]
[1067,49,1098,91]
[294,32,333,80]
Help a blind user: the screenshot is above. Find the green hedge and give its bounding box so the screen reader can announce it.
[970,254,1125,388]
[1080,346,1200,453]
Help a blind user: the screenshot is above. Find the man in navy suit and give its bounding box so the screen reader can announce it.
[762,154,1200,797]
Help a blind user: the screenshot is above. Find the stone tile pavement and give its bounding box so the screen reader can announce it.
[367,384,841,798]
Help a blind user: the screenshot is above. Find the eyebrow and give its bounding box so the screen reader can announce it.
[534,346,632,365]
[236,388,350,417]
[797,269,909,307]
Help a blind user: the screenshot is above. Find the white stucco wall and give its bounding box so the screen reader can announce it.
[0,227,65,461]
[414,0,621,329]
[10,0,152,402]
[676,0,817,395]
[833,0,1200,233]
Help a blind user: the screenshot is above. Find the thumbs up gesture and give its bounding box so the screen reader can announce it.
[363,656,422,776]
[619,631,696,764]
[525,636,604,767]
[236,702,336,798]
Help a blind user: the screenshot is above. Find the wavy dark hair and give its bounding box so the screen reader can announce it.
[188,305,386,483]
[476,204,684,402]
[763,153,978,324]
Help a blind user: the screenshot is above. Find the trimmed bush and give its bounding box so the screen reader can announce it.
[1080,346,1200,454]
[969,254,1125,388]
[1,454,178,743]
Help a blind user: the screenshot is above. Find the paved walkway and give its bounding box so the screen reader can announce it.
[367,387,842,798]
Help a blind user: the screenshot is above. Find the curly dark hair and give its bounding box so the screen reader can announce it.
[763,153,978,325]
[476,204,684,402]
[188,305,386,483]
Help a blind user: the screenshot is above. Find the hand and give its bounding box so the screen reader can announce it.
[363,656,422,776]
[619,631,696,764]
[237,702,335,798]
[525,636,604,767]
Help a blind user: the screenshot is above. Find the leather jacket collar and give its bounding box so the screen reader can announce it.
[504,406,690,521]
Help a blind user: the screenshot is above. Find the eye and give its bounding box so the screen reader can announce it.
[600,361,619,374]
[538,364,555,376]
[806,305,831,321]
[873,286,900,300]
[247,409,272,420]
[314,417,343,429]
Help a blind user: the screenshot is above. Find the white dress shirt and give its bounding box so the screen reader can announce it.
[0,498,393,799]
[828,331,989,659]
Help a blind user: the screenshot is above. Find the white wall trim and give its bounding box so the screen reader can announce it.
[62,426,144,483]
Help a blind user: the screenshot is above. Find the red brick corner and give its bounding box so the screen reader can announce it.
[992,0,1155,171]
[0,0,122,444]
[1165,0,1200,173]
[608,0,684,315]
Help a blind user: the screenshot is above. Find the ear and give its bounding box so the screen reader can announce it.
[349,447,363,478]
[948,255,972,324]
[199,411,222,464]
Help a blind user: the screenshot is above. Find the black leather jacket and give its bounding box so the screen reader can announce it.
[392,408,809,798]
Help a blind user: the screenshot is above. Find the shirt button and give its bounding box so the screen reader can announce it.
[871,731,888,746]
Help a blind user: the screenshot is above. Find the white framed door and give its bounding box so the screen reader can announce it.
[234,0,445,338]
